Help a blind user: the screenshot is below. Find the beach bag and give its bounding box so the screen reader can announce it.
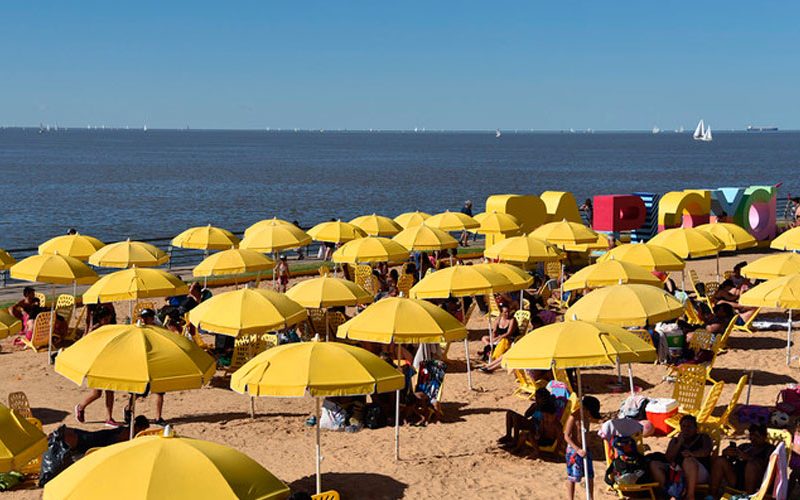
[665,463,686,499]
[777,387,800,416]
[618,395,649,420]
[319,400,346,431]
[604,436,647,486]
[735,405,772,426]
[364,404,386,430]
[38,425,74,487]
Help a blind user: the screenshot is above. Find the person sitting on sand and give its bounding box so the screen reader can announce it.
[649,414,713,500]
[708,424,773,497]
[9,286,41,338]
[498,388,560,458]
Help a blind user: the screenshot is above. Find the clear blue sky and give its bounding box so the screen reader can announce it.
[2,2,798,130]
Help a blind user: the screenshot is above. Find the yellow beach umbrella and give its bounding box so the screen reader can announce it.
[562,259,662,291]
[240,221,311,253]
[484,236,564,265]
[392,224,458,251]
[740,274,800,364]
[88,239,169,268]
[500,320,656,497]
[565,283,684,327]
[771,227,800,251]
[171,225,240,251]
[410,264,515,299]
[741,253,800,280]
[471,211,521,235]
[475,263,534,290]
[332,237,410,264]
[231,341,403,493]
[43,431,290,500]
[0,310,22,339]
[0,249,15,270]
[336,296,467,344]
[696,223,757,252]
[82,268,187,303]
[193,248,274,277]
[529,220,598,248]
[394,211,431,229]
[10,253,98,285]
[243,218,293,238]
[562,233,618,253]
[0,403,47,473]
[598,243,685,272]
[38,233,105,261]
[188,288,307,337]
[285,276,372,308]
[647,227,723,258]
[425,210,480,231]
[350,214,403,237]
[307,220,366,244]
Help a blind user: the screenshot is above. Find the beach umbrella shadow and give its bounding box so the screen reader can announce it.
[289,472,407,500]
[31,407,70,425]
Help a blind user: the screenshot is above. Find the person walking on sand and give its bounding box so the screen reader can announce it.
[564,395,601,500]
[276,255,290,292]
[460,200,473,247]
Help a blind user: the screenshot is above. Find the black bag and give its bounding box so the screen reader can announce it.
[39,425,74,487]
[364,404,386,429]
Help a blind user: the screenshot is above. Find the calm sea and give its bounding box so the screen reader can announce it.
[1,129,798,250]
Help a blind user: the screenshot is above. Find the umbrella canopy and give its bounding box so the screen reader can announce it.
[10,253,98,285]
[528,220,598,247]
[307,221,366,244]
[42,431,290,500]
[425,210,480,231]
[771,227,800,251]
[741,253,800,280]
[193,249,275,278]
[285,276,373,308]
[0,403,47,473]
[189,288,307,337]
[474,263,534,290]
[647,227,722,259]
[598,243,685,271]
[240,221,311,253]
[244,218,294,238]
[350,214,403,237]
[0,249,15,270]
[562,233,618,253]
[231,341,404,397]
[562,259,662,291]
[82,268,187,303]
[88,240,169,268]
[392,224,458,251]
[55,324,215,394]
[0,310,22,339]
[471,211,521,235]
[484,236,564,265]
[695,223,757,252]
[501,320,657,369]
[336,297,467,344]
[38,233,106,261]
[565,284,684,327]
[410,264,515,299]
[171,225,240,251]
[393,211,431,229]
[740,274,800,310]
[331,237,410,264]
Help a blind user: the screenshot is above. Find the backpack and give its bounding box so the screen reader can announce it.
[665,463,686,499]
[364,404,386,430]
[39,425,74,487]
[618,395,649,420]
[604,436,647,486]
[777,386,800,416]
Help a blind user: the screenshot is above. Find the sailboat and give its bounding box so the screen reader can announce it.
[693,120,713,142]
[652,126,661,134]
[495,129,502,138]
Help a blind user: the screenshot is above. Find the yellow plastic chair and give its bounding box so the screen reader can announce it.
[318,264,331,276]
[545,261,561,280]
[135,428,167,438]
[55,294,75,322]
[733,308,761,334]
[8,391,33,419]
[132,301,155,321]
[703,281,719,307]
[307,308,328,336]
[65,306,86,342]
[311,491,340,500]
[603,437,658,499]
[766,429,792,459]
[514,310,531,334]
[534,392,577,456]
[628,329,655,347]
[34,292,47,308]
[512,369,546,399]
[684,300,704,326]
[666,380,725,436]
[552,367,574,394]
[396,273,414,297]
[715,316,739,352]
[700,375,747,436]
[326,311,348,338]
[21,312,56,352]
[721,450,779,499]
[354,264,374,292]
[486,294,500,319]
[18,417,44,475]
[671,364,707,413]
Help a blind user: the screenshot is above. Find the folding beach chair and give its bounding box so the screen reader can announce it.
[8,391,33,419]
[603,437,658,500]
[20,312,56,352]
[700,374,747,436]
[665,380,724,436]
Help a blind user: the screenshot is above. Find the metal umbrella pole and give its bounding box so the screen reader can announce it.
[47,283,56,364]
[395,389,401,460]
[576,368,592,500]
[786,309,794,366]
[459,297,473,390]
[315,397,322,494]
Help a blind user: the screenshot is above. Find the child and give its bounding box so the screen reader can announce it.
[564,395,601,500]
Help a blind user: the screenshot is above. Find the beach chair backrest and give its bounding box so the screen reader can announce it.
[487,294,500,318]
[717,375,747,424]
[552,368,574,394]
[514,310,531,334]
[354,265,374,291]
[396,273,414,297]
[307,308,327,336]
[30,312,54,350]
[326,311,347,337]
[311,490,340,500]
[750,447,780,500]
[132,301,155,321]
[318,264,331,276]
[628,329,655,348]
[734,307,761,333]
[723,270,733,280]
[672,364,706,412]
[67,306,87,341]
[8,391,33,419]
[415,360,446,402]
[766,429,793,460]
[136,428,167,438]
[684,300,704,325]
[688,330,715,352]
[463,301,477,325]
[34,292,47,307]
[55,294,75,320]
[715,316,739,351]
[696,381,725,423]
[545,261,561,280]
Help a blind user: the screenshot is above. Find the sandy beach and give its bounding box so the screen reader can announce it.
[1,251,796,499]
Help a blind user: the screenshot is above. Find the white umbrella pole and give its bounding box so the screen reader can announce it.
[577,368,591,500]
[315,397,322,494]
[681,270,685,294]
[787,309,793,366]
[325,313,329,342]
[47,284,55,364]
[627,363,635,397]
[129,395,136,440]
[460,298,473,390]
[394,389,400,461]
[616,356,622,385]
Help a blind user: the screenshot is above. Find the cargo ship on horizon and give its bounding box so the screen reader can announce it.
[747,125,779,132]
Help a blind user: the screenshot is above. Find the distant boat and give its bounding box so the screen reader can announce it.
[143,125,148,132]
[652,126,661,134]
[693,120,712,142]
[675,126,685,133]
[495,129,501,138]
[747,125,778,132]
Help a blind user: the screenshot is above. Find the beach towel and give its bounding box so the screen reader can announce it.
[774,442,789,500]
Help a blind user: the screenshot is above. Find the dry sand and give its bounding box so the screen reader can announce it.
[1,251,797,499]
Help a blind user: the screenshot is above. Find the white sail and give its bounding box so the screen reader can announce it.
[703,126,712,142]
[693,120,705,140]
[495,129,501,138]
[652,126,660,134]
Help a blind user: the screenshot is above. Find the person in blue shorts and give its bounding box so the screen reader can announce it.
[564,395,601,500]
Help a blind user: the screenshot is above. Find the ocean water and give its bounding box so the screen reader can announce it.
[1,129,798,250]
